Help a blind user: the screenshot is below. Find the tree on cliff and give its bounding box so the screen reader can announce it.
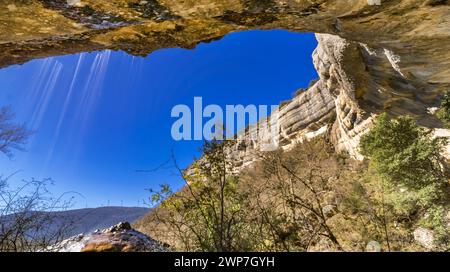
[437,91,450,128]
[360,113,450,250]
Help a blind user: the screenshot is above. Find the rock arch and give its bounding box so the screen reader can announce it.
[1,0,449,157]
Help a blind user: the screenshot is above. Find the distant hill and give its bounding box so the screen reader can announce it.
[2,206,150,239]
[51,206,150,237]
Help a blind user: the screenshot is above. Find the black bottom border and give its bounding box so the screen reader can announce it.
[1,252,447,271]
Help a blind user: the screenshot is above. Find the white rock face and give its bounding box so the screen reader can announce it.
[446,211,450,229]
[66,0,81,6]
[366,241,382,252]
[226,77,336,170]
[226,30,450,165]
[226,34,376,164]
[413,227,435,250]
[434,129,450,159]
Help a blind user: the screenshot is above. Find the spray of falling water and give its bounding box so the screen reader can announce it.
[22,50,112,171]
[28,60,63,131]
[67,50,111,160]
[43,53,86,168]
[78,50,111,124]
[25,58,56,113]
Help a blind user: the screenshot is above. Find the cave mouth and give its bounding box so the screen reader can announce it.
[0,30,318,208]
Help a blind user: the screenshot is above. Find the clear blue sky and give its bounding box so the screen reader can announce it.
[0,30,318,209]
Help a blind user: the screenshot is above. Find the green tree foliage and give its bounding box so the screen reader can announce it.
[437,91,450,128]
[360,113,446,190]
[360,114,449,249]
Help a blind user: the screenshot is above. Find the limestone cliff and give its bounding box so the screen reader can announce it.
[1,0,449,157]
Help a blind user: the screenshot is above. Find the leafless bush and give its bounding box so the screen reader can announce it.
[0,176,75,252]
[241,139,346,251]
[0,106,30,159]
[142,140,257,252]
[0,106,75,252]
[139,139,364,252]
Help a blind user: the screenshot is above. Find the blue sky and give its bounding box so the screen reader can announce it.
[0,30,318,209]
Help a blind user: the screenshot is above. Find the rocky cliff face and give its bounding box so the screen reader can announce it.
[1,0,449,158]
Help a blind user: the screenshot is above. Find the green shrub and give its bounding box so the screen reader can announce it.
[360,113,446,190]
[360,113,450,250]
[437,91,450,128]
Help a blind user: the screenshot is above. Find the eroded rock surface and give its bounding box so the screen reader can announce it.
[1,0,449,157]
[413,227,436,250]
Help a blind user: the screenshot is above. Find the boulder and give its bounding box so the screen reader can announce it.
[365,241,382,252]
[413,227,436,250]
